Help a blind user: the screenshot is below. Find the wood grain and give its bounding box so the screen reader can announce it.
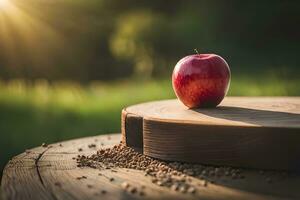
[122,97,300,170]
[2,133,300,200]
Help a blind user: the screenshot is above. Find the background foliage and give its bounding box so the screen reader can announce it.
[0,0,299,80]
[0,0,299,174]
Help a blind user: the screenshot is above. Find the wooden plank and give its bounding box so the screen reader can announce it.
[2,133,300,200]
[123,97,300,170]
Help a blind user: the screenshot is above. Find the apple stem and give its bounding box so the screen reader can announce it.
[194,49,200,55]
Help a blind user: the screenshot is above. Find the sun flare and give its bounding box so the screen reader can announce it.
[0,0,66,70]
[0,0,10,9]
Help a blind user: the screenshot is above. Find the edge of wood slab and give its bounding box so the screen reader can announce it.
[122,97,300,170]
[121,109,143,151]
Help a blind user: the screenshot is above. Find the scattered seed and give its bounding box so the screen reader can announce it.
[179,186,186,193]
[78,148,83,152]
[54,182,61,187]
[187,187,196,194]
[151,178,158,183]
[129,187,137,194]
[121,182,130,189]
[41,143,48,148]
[88,144,96,148]
[157,181,163,186]
[76,175,87,180]
[171,183,179,191]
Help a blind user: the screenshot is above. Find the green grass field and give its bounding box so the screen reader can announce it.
[0,76,299,174]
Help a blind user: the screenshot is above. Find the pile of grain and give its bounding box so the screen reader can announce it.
[76,143,247,195]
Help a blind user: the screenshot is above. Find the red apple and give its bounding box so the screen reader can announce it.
[172,54,230,108]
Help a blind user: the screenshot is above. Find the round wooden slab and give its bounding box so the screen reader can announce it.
[122,97,300,170]
[2,133,300,200]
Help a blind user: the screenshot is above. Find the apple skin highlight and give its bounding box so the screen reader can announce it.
[172,54,231,108]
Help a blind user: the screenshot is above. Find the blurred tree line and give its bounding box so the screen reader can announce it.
[0,0,299,82]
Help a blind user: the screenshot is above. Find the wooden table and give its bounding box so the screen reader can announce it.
[1,133,300,200]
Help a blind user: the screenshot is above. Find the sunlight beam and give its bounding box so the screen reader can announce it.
[0,0,10,10]
[0,0,68,71]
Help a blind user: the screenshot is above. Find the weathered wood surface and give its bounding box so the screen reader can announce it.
[2,133,300,200]
[122,97,300,170]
